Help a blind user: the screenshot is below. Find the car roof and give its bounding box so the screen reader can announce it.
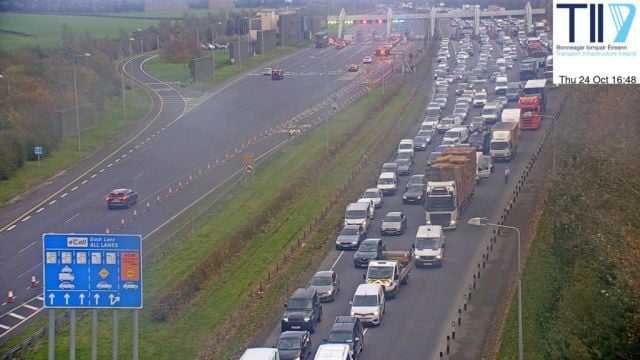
[314,270,334,277]
[385,211,403,217]
[110,188,132,193]
[342,224,362,230]
[334,315,359,324]
[363,187,380,193]
[330,322,355,333]
[354,283,383,295]
[290,287,316,299]
[361,238,382,244]
[279,331,308,339]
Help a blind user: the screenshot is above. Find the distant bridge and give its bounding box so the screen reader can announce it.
[327,2,546,39]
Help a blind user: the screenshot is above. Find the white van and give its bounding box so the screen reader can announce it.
[397,139,414,158]
[495,76,509,95]
[477,153,493,179]
[443,127,469,144]
[413,225,445,267]
[314,344,352,360]
[350,283,385,325]
[420,120,438,132]
[377,172,398,196]
[344,202,372,229]
[240,348,280,360]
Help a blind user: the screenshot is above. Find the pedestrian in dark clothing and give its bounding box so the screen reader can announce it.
[504,166,511,184]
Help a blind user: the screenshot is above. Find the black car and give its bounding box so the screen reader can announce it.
[325,316,365,359]
[427,152,442,168]
[403,183,426,204]
[335,224,367,250]
[106,188,138,209]
[413,136,428,151]
[405,174,426,190]
[468,131,490,154]
[276,331,313,360]
[395,158,412,176]
[381,162,399,175]
[353,239,386,268]
[282,288,323,333]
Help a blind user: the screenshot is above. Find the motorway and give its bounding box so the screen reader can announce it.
[0,23,404,340]
[259,20,554,360]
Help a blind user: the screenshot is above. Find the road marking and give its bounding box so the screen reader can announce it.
[121,154,127,158]
[65,213,80,223]
[99,168,105,173]
[151,134,156,138]
[8,313,25,320]
[91,174,97,178]
[145,137,151,141]
[6,224,16,231]
[135,145,140,149]
[363,328,368,335]
[36,296,44,301]
[330,251,344,270]
[18,241,37,254]
[21,216,31,222]
[23,304,39,311]
[35,208,44,213]
[128,149,134,153]
[71,186,78,191]
[60,193,68,198]
[107,163,113,167]
[0,324,10,330]
[49,200,57,205]
[133,173,144,180]
[114,158,120,163]
[17,262,42,279]
[81,180,88,185]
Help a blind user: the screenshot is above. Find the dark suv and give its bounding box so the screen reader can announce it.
[281,288,323,333]
[106,188,138,209]
[325,316,365,359]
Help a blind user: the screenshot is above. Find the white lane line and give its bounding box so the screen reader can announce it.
[135,145,140,149]
[121,154,127,158]
[71,186,78,191]
[145,137,151,141]
[330,251,344,270]
[0,323,10,330]
[107,163,113,167]
[23,304,39,311]
[19,241,37,254]
[161,126,166,130]
[49,200,57,205]
[133,173,144,180]
[91,174,97,178]
[36,208,45,213]
[363,328,368,335]
[60,193,68,198]
[8,313,25,320]
[114,158,120,163]
[128,149,134,153]
[36,296,44,301]
[17,262,42,279]
[151,134,156,138]
[81,180,88,184]
[99,169,105,173]
[6,224,16,231]
[65,213,80,223]
[21,216,31,222]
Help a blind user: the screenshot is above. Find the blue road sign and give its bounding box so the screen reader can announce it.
[34,146,43,155]
[43,234,142,309]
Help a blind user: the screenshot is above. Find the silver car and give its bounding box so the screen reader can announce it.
[309,270,340,302]
[380,212,407,235]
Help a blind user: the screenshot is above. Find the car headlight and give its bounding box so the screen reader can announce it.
[350,311,356,316]
[415,255,420,260]
[436,254,443,259]
[417,195,422,199]
[283,317,289,322]
[304,317,311,322]
[327,290,333,295]
[403,195,407,199]
[450,220,457,226]
[373,311,379,316]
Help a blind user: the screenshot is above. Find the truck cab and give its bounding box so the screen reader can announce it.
[481,102,502,125]
[413,225,445,267]
[490,122,519,161]
[363,251,412,299]
[425,181,458,229]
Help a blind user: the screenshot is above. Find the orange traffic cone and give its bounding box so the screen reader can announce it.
[120,217,126,228]
[178,180,183,190]
[156,195,161,204]
[188,175,193,184]
[31,275,40,288]
[7,289,16,303]
[167,187,174,198]
[132,210,138,219]
[402,252,409,265]
[105,226,110,234]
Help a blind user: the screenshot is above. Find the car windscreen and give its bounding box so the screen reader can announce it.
[311,276,333,286]
[352,294,379,306]
[416,237,441,250]
[378,178,394,185]
[407,184,424,192]
[346,210,367,219]
[277,338,301,350]
[482,108,498,116]
[367,266,393,280]
[340,227,358,236]
[287,298,313,310]
[358,242,377,252]
[363,190,379,198]
[491,142,509,150]
[383,214,402,222]
[327,330,353,343]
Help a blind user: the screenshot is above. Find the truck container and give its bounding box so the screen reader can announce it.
[501,108,521,124]
[523,79,547,110]
[363,250,413,299]
[425,148,476,229]
[519,96,542,129]
[490,122,519,161]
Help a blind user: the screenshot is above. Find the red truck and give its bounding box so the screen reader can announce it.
[519,96,542,130]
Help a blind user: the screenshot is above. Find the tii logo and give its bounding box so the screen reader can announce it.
[556,2,636,43]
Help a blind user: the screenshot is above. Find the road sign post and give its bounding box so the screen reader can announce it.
[34,146,43,177]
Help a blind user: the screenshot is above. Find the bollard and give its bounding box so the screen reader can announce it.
[440,351,443,359]
[458,308,462,326]
[463,294,468,311]
[482,260,486,269]
[452,321,456,339]
[473,275,477,289]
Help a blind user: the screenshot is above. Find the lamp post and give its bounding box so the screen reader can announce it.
[137,28,143,54]
[73,53,91,151]
[129,37,135,96]
[0,74,9,96]
[468,217,523,360]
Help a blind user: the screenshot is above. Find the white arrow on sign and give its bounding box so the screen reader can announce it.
[79,293,85,306]
[109,294,120,306]
[64,293,70,305]
[48,293,55,305]
[94,293,100,305]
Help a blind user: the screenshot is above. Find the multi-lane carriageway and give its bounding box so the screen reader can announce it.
[0,23,411,346]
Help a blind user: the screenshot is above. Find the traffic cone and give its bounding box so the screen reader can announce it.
[198,169,202,177]
[146,201,151,211]
[120,217,126,228]
[31,275,40,288]
[105,226,110,234]
[132,210,138,219]
[7,289,16,303]
[402,252,409,265]
[225,152,229,160]
[188,175,193,183]
[178,180,183,190]
[216,158,219,165]
[167,187,174,198]
[207,163,211,170]
[156,195,161,204]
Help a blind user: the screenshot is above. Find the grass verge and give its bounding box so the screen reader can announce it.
[7,76,424,359]
[0,89,149,205]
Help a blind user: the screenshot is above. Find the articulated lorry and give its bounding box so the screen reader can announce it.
[425,148,476,230]
[490,122,519,161]
[363,250,413,299]
[519,96,542,130]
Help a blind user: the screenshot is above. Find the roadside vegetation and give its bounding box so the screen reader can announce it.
[498,85,640,358]
[8,75,426,358]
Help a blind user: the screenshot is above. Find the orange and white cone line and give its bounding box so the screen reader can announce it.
[7,289,16,303]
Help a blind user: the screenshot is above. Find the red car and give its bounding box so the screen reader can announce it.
[348,64,358,72]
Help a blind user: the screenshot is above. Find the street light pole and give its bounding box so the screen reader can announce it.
[468,217,523,360]
[73,53,91,151]
[129,37,135,97]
